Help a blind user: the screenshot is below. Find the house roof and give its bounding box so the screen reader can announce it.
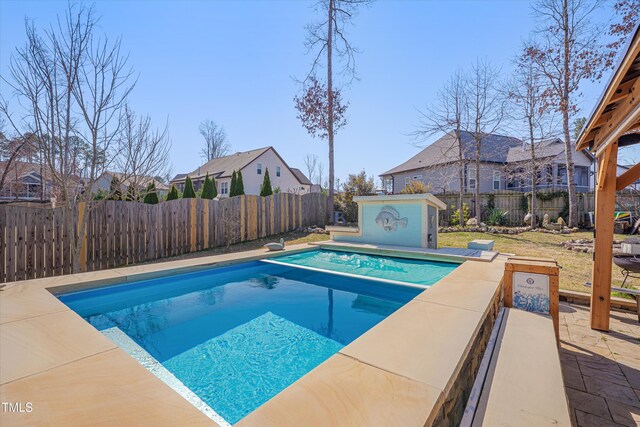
[173,147,272,182]
[290,168,312,185]
[0,161,50,183]
[505,139,564,163]
[507,139,596,164]
[103,172,170,191]
[380,131,523,176]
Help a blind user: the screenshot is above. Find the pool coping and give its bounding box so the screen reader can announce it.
[0,243,506,426]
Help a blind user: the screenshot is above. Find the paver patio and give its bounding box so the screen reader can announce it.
[559,302,640,427]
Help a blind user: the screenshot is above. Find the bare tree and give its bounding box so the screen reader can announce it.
[316,161,326,186]
[414,70,468,223]
[114,105,171,199]
[507,49,558,228]
[525,0,614,227]
[199,119,230,161]
[2,4,135,272]
[294,76,348,197]
[304,153,319,183]
[298,0,371,222]
[462,59,505,223]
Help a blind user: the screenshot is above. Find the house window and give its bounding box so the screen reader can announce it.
[257,163,262,175]
[557,165,567,185]
[545,165,553,185]
[493,171,500,190]
[468,167,477,190]
[221,182,229,195]
[276,166,281,177]
[405,177,410,188]
[382,177,393,194]
[576,166,589,187]
[412,175,422,181]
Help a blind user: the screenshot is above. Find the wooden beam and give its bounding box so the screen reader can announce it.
[597,151,609,190]
[576,31,640,151]
[616,162,640,190]
[591,141,618,332]
[581,129,598,148]
[594,114,610,128]
[610,76,639,104]
[593,81,640,155]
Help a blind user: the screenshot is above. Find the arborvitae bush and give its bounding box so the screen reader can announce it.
[166,185,179,201]
[260,168,273,197]
[182,176,196,198]
[236,170,245,196]
[211,175,218,198]
[230,171,238,197]
[125,184,137,201]
[201,174,215,199]
[109,176,122,200]
[143,182,159,204]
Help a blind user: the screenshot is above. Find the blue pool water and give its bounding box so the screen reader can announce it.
[266,249,459,286]
[59,253,456,424]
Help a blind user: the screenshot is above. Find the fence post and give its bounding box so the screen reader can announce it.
[240,195,246,241]
[190,198,197,252]
[203,200,209,248]
[77,202,88,272]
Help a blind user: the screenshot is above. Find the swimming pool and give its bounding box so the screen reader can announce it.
[263,249,459,286]
[58,251,457,424]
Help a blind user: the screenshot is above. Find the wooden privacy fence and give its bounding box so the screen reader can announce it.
[0,192,327,283]
[436,190,640,226]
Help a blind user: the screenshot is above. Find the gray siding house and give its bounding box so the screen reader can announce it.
[380,131,594,195]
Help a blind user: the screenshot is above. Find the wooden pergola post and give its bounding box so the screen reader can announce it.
[576,23,640,331]
[590,142,618,331]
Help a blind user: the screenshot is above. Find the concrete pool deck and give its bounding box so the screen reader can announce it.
[0,243,506,426]
[558,302,640,427]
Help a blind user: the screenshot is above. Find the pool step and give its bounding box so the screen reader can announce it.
[101,327,231,427]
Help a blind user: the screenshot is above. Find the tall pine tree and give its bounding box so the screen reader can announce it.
[182,176,196,198]
[260,168,273,196]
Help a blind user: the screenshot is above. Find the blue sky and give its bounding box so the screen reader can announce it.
[1,0,635,185]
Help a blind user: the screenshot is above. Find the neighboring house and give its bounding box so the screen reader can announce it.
[0,161,53,202]
[92,172,170,198]
[503,138,594,192]
[617,164,640,190]
[170,146,314,197]
[380,131,594,194]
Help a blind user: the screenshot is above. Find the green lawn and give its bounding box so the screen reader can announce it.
[439,231,630,293]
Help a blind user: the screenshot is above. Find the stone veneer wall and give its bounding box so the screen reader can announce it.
[431,285,502,426]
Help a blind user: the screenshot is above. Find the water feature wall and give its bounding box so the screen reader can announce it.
[329,194,446,249]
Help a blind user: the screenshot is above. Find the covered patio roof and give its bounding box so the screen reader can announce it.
[577,24,640,155]
[576,23,640,331]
